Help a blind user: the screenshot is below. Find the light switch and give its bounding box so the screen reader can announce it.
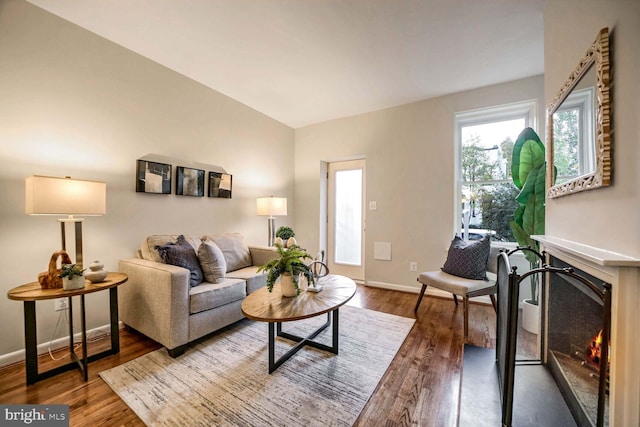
[369,201,377,210]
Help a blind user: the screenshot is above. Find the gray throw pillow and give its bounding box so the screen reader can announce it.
[198,240,227,284]
[441,235,490,280]
[201,233,252,273]
[156,235,204,287]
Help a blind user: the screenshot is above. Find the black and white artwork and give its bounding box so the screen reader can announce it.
[176,166,205,197]
[208,172,232,198]
[136,160,172,194]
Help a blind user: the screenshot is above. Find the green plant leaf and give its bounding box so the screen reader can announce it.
[257,244,313,294]
[515,166,537,205]
[275,226,295,240]
[513,204,525,228]
[510,220,533,247]
[532,166,546,235]
[521,194,537,235]
[511,127,545,189]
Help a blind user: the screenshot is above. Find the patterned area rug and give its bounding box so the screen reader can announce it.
[100,305,414,426]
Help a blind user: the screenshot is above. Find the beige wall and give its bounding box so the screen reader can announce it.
[0,0,294,358]
[294,75,544,289]
[544,0,640,257]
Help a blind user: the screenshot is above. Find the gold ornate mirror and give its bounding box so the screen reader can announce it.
[546,27,611,198]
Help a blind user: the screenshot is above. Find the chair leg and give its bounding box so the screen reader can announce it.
[463,296,469,339]
[414,283,428,313]
[489,294,497,312]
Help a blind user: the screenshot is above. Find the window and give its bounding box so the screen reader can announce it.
[455,101,536,243]
[552,87,595,184]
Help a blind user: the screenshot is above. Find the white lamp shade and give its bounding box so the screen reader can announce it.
[25,175,106,216]
[256,197,287,216]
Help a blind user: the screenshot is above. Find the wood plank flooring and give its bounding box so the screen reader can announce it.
[0,285,496,427]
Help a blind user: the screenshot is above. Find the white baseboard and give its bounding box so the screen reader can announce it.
[0,321,124,369]
[365,280,492,304]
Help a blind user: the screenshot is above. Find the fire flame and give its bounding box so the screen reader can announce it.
[588,329,610,366]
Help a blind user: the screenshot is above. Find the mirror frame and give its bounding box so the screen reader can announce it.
[546,27,611,198]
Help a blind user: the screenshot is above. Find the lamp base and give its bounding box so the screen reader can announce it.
[59,217,84,267]
[267,217,275,246]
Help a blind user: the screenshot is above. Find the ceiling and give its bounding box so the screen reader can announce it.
[27,0,544,128]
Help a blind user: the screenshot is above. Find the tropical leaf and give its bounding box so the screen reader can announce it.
[532,166,546,235]
[511,127,545,189]
[515,166,537,205]
[510,220,534,248]
[513,204,525,227]
[509,220,540,265]
[521,194,537,236]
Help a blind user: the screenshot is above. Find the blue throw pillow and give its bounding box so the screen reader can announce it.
[441,234,490,280]
[156,235,204,287]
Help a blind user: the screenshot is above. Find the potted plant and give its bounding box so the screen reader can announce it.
[509,127,554,334]
[256,244,314,297]
[275,226,297,247]
[59,263,86,290]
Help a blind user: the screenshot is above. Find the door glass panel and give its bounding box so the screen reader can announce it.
[334,169,362,265]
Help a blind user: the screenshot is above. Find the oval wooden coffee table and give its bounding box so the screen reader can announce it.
[241,274,356,373]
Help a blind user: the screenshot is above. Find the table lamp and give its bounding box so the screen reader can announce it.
[256,196,287,246]
[25,175,107,268]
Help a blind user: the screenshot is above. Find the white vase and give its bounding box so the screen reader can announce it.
[522,299,539,334]
[286,237,297,248]
[85,260,108,283]
[280,273,298,297]
[274,237,284,247]
[63,275,85,290]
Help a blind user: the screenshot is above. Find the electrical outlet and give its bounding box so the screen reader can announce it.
[55,298,69,311]
[410,262,417,272]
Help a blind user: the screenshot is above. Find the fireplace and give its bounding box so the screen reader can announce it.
[534,235,640,427]
[546,256,611,427]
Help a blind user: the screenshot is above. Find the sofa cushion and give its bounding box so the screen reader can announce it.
[441,234,490,280]
[189,277,246,314]
[198,240,227,284]
[201,233,252,273]
[227,266,267,294]
[141,234,202,263]
[155,235,204,287]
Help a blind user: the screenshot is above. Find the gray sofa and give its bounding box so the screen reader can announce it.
[118,233,275,357]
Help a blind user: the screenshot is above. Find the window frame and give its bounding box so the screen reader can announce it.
[552,87,595,182]
[454,100,538,243]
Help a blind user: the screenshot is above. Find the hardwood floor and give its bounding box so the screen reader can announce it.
[0,285,496,427]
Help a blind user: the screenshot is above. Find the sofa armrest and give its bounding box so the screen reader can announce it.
[249,245,278,267]
[118,258,191,350]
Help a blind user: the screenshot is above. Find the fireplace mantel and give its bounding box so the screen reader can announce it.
[533,235,640,267]
[533,235,640,427]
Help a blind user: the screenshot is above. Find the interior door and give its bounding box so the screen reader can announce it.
[327,159,365,281]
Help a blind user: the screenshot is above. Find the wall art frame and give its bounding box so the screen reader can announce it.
[208,172,232,198]
[176,166,205,197]
[136,160,172,194]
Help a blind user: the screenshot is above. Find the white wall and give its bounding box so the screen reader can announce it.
[544,0,640,257]
[0,0,294,358]
[294,75,544,289]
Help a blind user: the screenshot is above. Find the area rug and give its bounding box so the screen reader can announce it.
[100,306,415,426]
